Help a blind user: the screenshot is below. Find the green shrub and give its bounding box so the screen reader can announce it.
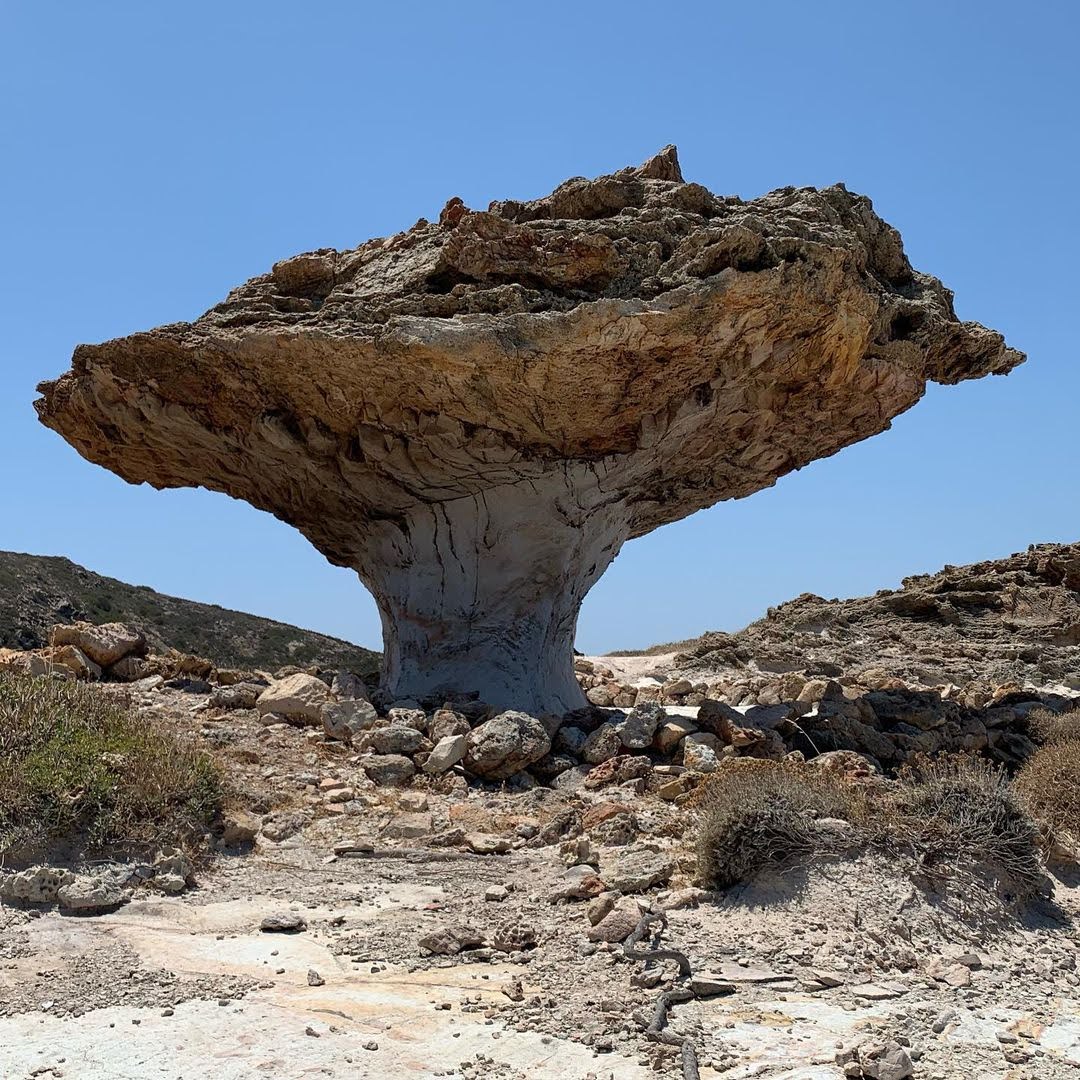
[0,673,222,860]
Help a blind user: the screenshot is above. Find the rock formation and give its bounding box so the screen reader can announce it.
[36,147,1023,712]
[671,541,1080,690]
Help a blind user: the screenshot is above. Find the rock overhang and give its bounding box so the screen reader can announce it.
[34,146,1025,711]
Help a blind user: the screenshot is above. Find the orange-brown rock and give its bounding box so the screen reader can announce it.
[36,147,1022,712]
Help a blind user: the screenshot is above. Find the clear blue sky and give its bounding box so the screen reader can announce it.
[2,2,1076,654]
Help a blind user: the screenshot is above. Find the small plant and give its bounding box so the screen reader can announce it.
[1015,737,1080,857]
[0,672,222,861]
[692,759,863,888]
[1025,704,1080,748]
[890,755,1043,901]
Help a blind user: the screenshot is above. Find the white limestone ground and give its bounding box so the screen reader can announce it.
[5,844,1080,1079]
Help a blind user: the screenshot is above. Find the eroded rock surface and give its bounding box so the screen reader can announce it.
[36,146,1022,712]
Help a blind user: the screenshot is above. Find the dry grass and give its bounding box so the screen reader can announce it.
[1025,705,1080,747]
[889,755,1043,901]
[692,753,1043,901]
[1016,704,1080,857]
[692,760,865,888]
[0,672,222,861]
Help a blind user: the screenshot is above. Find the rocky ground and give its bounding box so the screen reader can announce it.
[3,541,1080,1079]
[3,681,1080,1079]
[656,542,1080,693]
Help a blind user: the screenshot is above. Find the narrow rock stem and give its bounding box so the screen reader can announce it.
[360,471,630,714]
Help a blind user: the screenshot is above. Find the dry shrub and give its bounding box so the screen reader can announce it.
[890,754,1042,900]
[0,672,222,860]
[692,759,864,888]
[1015,738,1080,856]
[1025,705,1080,748]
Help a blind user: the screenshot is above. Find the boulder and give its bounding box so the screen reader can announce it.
[424,734,468,773]
[654,715,698,754]
[362,754,416,787]
[49,621,145,668]
[464,711,551,780]
[109,654,149,682]
[0,865,74,903]
[619,701,665,749]
[587,901,642,943]
[218,808,260,846]
[322,697,379,741]
[57,876,126,913]
[330,671,369,700]
[604,849,675,894]
[581,723,622,765]
[360,724,425,755]
[418,925,485,956]
[682,739,719,772]
[52,644,101,681]
[208,683,261,710]
[257,673,332,724]
[428,708,471,742]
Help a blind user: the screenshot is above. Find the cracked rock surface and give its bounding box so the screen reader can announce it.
[35,146,1023,712]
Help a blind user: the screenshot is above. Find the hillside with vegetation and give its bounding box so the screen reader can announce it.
[0,550,378,674]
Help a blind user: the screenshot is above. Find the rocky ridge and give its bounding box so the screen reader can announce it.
[666,541,1080,691]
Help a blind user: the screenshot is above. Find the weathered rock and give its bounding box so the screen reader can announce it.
[604,849,675,894]
[256,673,331,724]
[682,739,719,773]
[689,973,737,998]
[381,812,432,839]
[208,682,261,710]
[619,701,664,749]
[586,685,616,707]
[428,708,471,742]
[153,849,194,885]
[57,876,126,912]
[463,711,550,779]
[423,734,468,773]
[0,865,74,903]
[583,754,651,789]
[259,810,308,842]
[581,723,622,765]
[49,621,145,668]
[653,715,698,754]
[418,925,485,956]
[359,724,425,755]
[218,808,260,846]
[108,654,150,681]
[586,901,642,943]
[554,725,588,755]
[362,754,416,787]
[321,697,379,741]
[330,671,368,700]
[37,148,1021,715]
[464,833,512,855]
[51,644,102,681]
[858,1039,914,1080]
[260,912,307,933]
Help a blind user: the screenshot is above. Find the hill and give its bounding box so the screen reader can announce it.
[0,550,379,675]
[654,542,1080,689]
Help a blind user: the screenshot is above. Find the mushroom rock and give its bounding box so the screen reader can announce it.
[35,147,1024,714]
